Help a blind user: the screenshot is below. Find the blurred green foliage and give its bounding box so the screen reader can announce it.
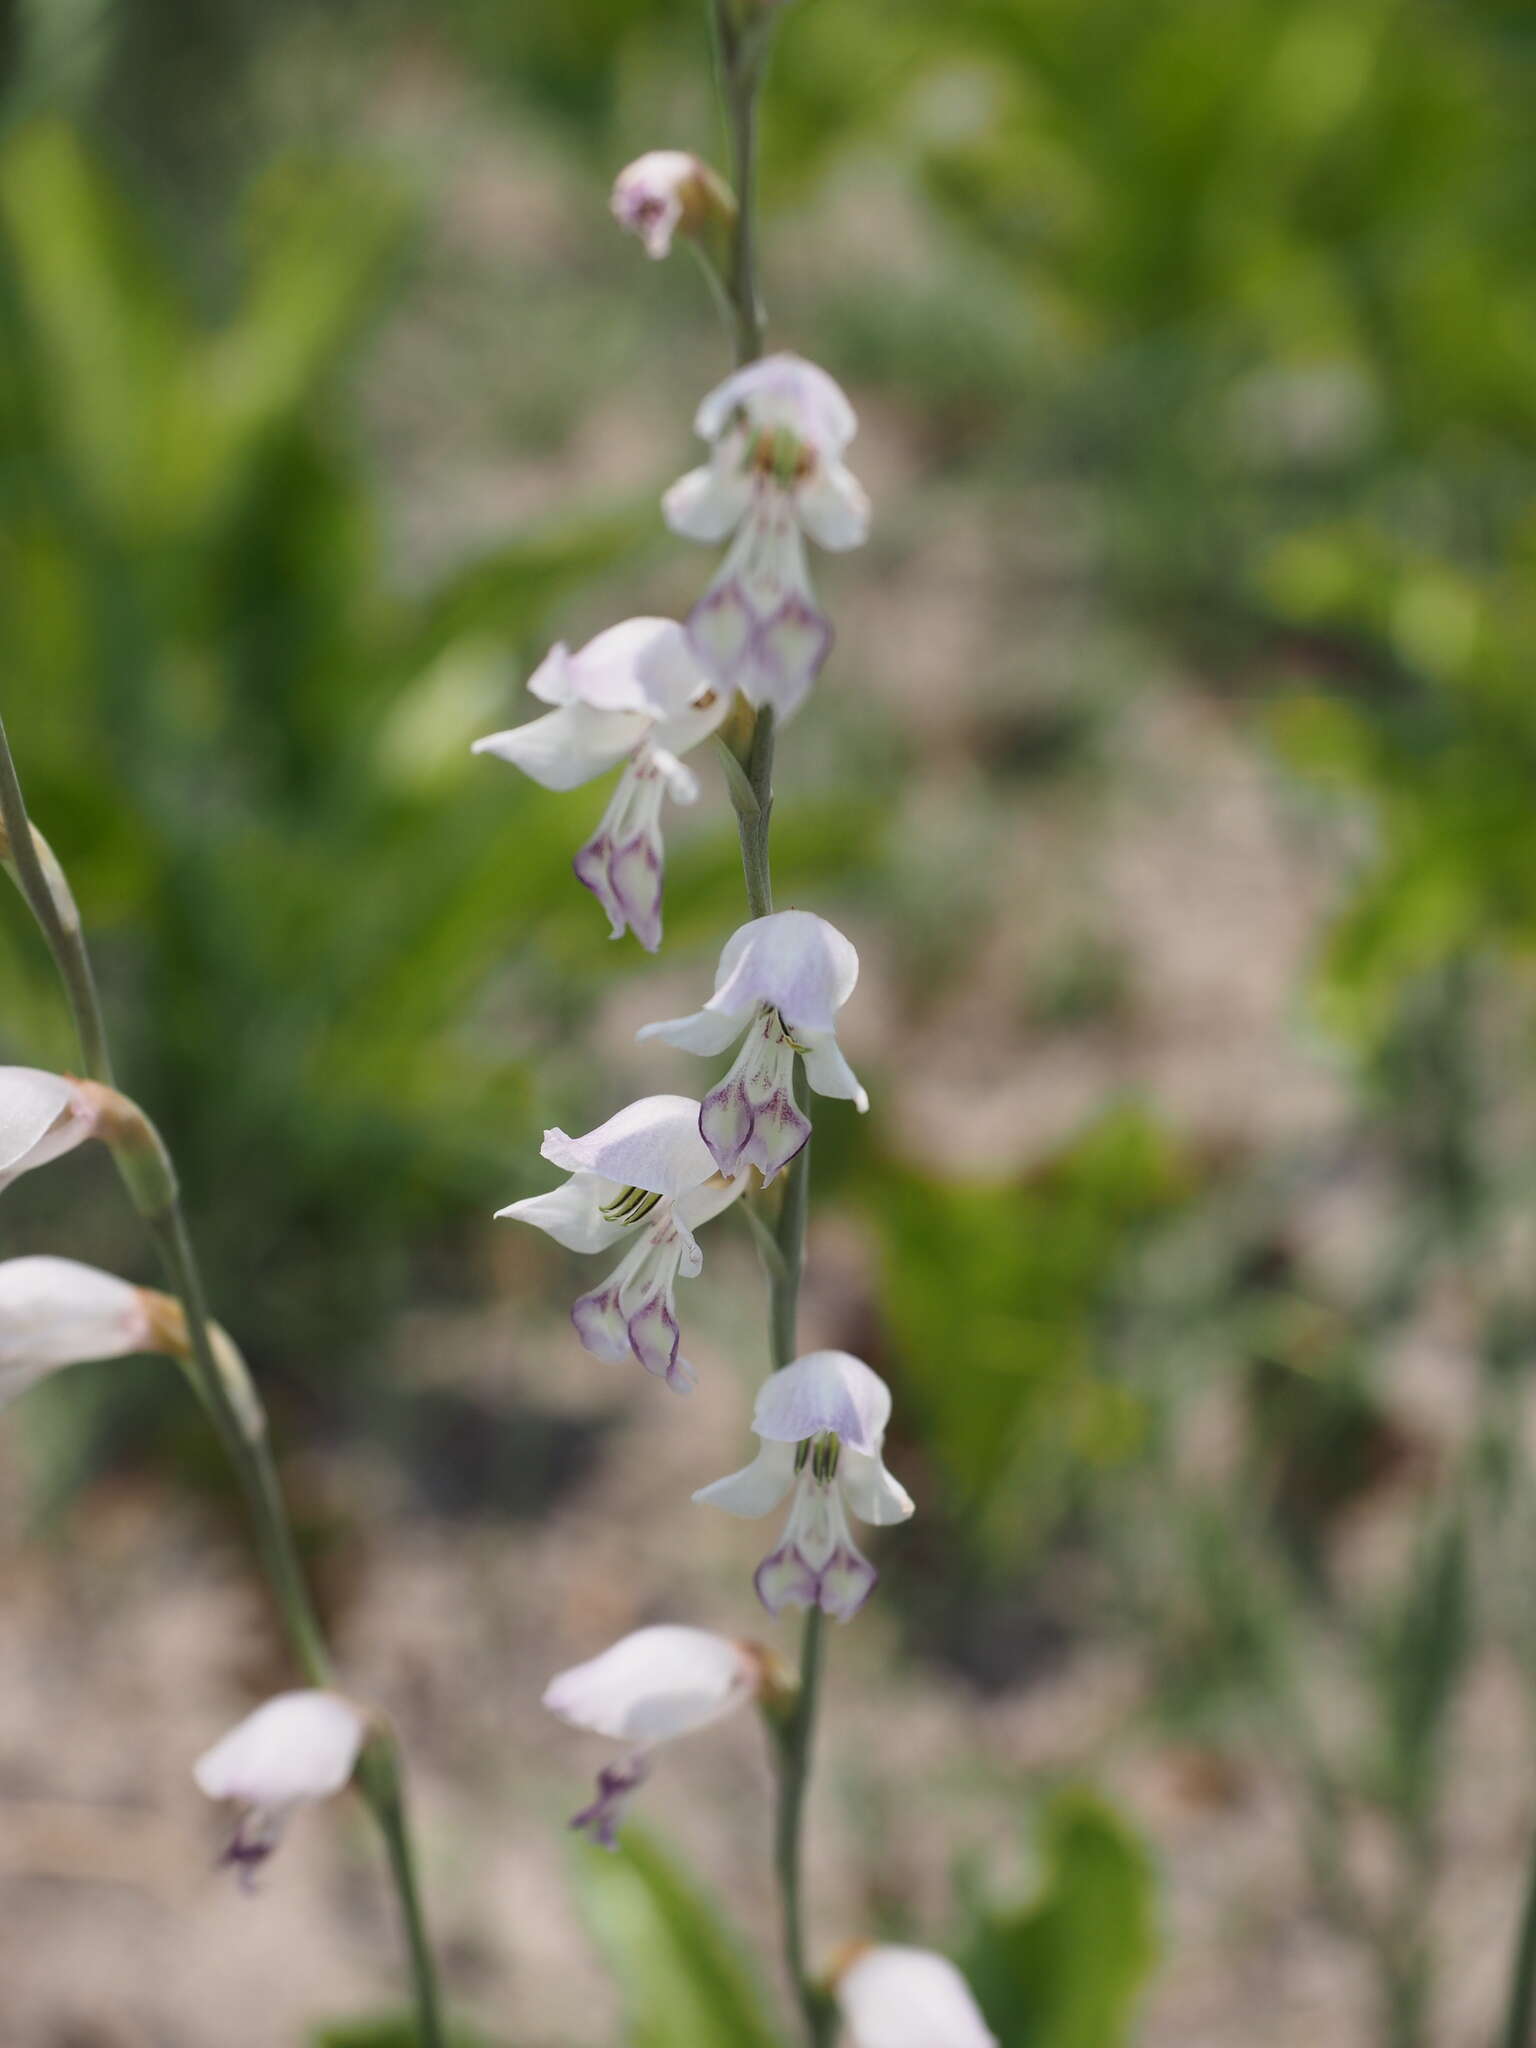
[963,1788,1157,2048]
[571,1830,787,2048]
[868,1107,1192,1544]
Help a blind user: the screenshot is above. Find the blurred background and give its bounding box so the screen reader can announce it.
[1,0,1535,2041]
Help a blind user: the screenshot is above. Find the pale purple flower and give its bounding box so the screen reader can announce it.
[695,1350,912,1619]
[836,1946,998,2048]
[664,354,869,721]
[638,909,867,1181]
[498,1094,744,1394]
[194,1691,370,1885]
[473,617,727,952]
[610,151,732,261]
[0,1066,101,1193]
[544,1625,761,1848]
[0,1256,158,1406]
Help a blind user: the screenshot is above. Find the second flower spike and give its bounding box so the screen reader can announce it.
[638,909,868,1182]
[472,617,727,952]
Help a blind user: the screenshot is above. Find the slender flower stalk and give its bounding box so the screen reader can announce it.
[704,10,836,2039]
[1499,1822,1536,2048]
[0,713,444,2047]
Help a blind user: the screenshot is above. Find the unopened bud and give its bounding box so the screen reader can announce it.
[611,151,736,263]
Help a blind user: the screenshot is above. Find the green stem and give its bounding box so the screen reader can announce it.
[0,715,445,2048]
[710,0,767,367]
[710,20,829,2031]
[1500,1816,1536,2048]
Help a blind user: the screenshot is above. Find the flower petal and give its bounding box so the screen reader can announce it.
[541,1097,717,1198]
[636,1006,748,1057]
[798,1026,869,1110]
[0,1067,90,1192]
[797,456,871,552]
[709,912,860,1035]
[571,618,697,716]
[840,1447,916,1528]
[693,1439,798,1518]
[817,1542,879,1621]
[473,703,643,792]
[751,1350,892,1453]
[837,1947,998,2048]
[496,1170,631,1254]
[0,1256,153,1402]
[542,1625,759,1745]
[194,1691,368,1811]
[663,459,753,544]
[694,354,857,455]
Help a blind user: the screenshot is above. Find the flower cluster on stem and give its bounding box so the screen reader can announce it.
[508,3,994,2041]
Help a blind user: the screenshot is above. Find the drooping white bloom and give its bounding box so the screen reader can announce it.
[472,618,726,952]
[610,151,732,261]
[0,1066,100,1193]
[638,909,868,1181]
[544,1625,761,1849]
[193,1690,370,1883]
[498,1094,744,1394]
[664,353,870,721]
[695,1350,912,1620]
[836,1946,999,2048]
[0,1256,157,1405]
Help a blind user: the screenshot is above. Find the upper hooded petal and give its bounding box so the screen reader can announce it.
[0,1256,153,1400]
[194,1691,369,1810]
[570,618,700,716]
[496,1170,632,1254]
[542,1625,759,1745]
[797,457,871,552]
[692,1438,799,1519]
[837,1946,998,2048]
[541,1096,716,1198]
[840,1447,916,1528]
[472,702,645,792]
[694,353,857,456]
[709,912,860,1035]
[0,1067,89,1189]
[751,1350,891,1454]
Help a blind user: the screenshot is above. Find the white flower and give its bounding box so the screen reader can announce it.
[193,1690,370,1883]
[664,353,870,721]
[472,617,726,952]
[836,1946,998,2048]
[0,1066,100,1193]
[543,1625,761,1848]
[610,151,733,261]
[0,1256,157,1405]
[498,1094,744,1394]
[695,1350,912,1620]
[638,909,868,1181]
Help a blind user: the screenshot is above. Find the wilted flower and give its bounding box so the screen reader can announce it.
[695,1350,912,1619]
[543,1625,763,1848]
[499,1094,744,1393]
[0,1255,165,1405]
[664,353,869,721]
[638,909,867,1180]
[194,1691,370,1884]
[473,618,726,951]
[611,150,735,261]
[835,1945,998,2048]
[0,1066,101,1193]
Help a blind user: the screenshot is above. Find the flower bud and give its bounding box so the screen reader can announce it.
[611,151,736,262]
[0,1255,163,1404]
[194,1690,371,1883]
[832,1944,998,2048]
